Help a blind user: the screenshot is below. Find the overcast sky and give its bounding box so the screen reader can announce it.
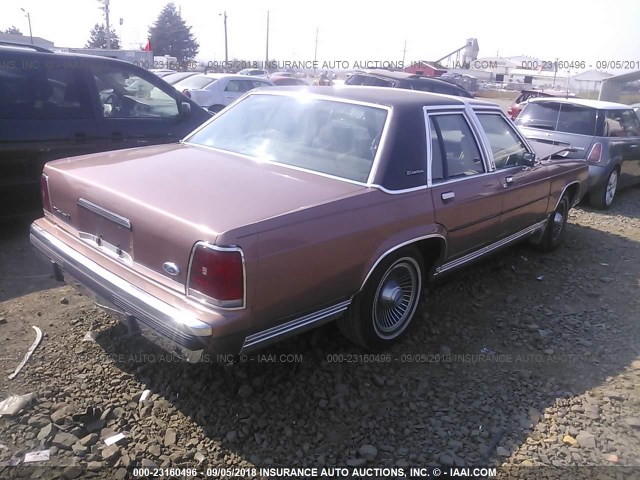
[4,0,640,71]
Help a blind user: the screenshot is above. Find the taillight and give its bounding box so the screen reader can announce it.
[587,142,602,163]
[188,244,244,308]
[41,174,52,212]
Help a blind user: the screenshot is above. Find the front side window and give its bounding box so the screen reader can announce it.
[90,65,178,118]
[186,94,388,183]
[429,114,484,181]
[477,113,529,169]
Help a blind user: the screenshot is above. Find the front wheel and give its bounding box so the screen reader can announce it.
[338,248,423,350]
[590,169,618,209]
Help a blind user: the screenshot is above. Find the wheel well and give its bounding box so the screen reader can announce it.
[413,237,446,276]
[564,182,580,206]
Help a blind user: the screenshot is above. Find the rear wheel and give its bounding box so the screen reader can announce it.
[537,195,569,252]
[338,248,423,350]
[590,169,618,209]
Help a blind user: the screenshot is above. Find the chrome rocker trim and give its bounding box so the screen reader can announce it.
[434,219,548,276]
[30,223,211,363]
[241,299,352,353]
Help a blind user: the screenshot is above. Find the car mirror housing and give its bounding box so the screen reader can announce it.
[180,101,192,117]
[522,152,536,166]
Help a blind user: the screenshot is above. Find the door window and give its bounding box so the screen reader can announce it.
[477,113,529,168]
[224,80,248,93]
[429,114,484,181]
[90,64,179,118]
[605,109,640,137]
[0,61,91,119]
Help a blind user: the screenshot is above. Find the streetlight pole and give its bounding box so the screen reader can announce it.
[20,8,33,45]
[265,11,269,71]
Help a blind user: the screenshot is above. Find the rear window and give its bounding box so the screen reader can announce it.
[515,102,597,136]
[186,94,388,183]
[345,74,394,87]
[174,76,216,90]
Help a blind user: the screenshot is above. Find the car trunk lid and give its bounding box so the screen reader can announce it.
[44,143,365,287]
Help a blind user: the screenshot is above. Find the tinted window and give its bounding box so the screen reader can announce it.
[224,80,248,93]
[187,94,387,183]
[604,109,640,137]
[477,114,529,169]
[90,65,179,118]
[0,61,92,119]
[429,114,484,180]
[516,102,597,135]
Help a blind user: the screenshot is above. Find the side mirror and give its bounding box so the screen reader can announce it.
[522,152,536,167]
[180,101,191,117]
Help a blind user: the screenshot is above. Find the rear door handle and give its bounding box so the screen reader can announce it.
[441,191,455,200]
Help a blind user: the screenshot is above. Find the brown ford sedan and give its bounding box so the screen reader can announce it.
[31,87,588,362]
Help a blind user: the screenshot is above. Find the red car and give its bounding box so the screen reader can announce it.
[31,87,587,362]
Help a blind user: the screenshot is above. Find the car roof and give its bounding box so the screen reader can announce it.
[250,85,496,108]
[528,97,631,110]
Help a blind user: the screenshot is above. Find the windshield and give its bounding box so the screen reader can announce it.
[186,94,388,183]
[516,101,597,136]
[174,75,217,90]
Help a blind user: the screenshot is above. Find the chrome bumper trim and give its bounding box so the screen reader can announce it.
[240,299,351,353]
[30,223,211,363]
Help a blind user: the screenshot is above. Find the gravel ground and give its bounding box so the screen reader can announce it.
[1,187,639,479]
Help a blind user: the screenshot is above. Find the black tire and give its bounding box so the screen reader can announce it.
[208,104,225,114]
[589,168,618,209]
[338,248,423,350]
[537,195,569,252]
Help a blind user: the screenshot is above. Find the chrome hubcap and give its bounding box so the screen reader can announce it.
[606,171,618,206]
[373,258,421,339]
[552,209,566,240]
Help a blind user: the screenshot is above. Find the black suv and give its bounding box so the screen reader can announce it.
[345,70,473,98]
[0,42,211,218]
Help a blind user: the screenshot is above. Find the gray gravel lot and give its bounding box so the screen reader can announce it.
[1,187,639,479]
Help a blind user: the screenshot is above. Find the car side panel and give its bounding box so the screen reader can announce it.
[235,189,437,334]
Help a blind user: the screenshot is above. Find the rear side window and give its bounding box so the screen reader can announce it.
[516,102,597,135]
[429,114,484,181]
[604,109,640,137]
[477,114,529,169]
[0,60,92,119]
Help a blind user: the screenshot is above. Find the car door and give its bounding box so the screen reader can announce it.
[475,112,550,236]
[0,56,98,216]
[88,62,186,149]
[221,79,248,105]
[612,109,640,187]
[427,111,503,260]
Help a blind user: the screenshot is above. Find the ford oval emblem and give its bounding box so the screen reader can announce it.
[162,262,180,276]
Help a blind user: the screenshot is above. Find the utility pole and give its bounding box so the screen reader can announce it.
[402,40,407,66]
[20,8,33,45]
[265,11,270,71]
[220,11,228,64]
[98,0,111,49]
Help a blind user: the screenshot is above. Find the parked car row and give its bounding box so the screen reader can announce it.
[31,86,588,363]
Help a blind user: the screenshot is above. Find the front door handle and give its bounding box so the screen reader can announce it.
[503,176,514,188]
[441,191,455,200]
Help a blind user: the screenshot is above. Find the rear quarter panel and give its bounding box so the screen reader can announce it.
[544,159,589,208]
[218,188,440,334]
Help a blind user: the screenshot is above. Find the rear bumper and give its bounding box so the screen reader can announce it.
[29,222,212,363]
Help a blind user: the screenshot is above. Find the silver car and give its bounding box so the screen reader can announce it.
[173,74,273,113]
[516,98,640,208]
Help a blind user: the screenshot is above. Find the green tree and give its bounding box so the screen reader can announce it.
[3,26,23,35]
[86,23,121,49]
[148,3,199,64]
